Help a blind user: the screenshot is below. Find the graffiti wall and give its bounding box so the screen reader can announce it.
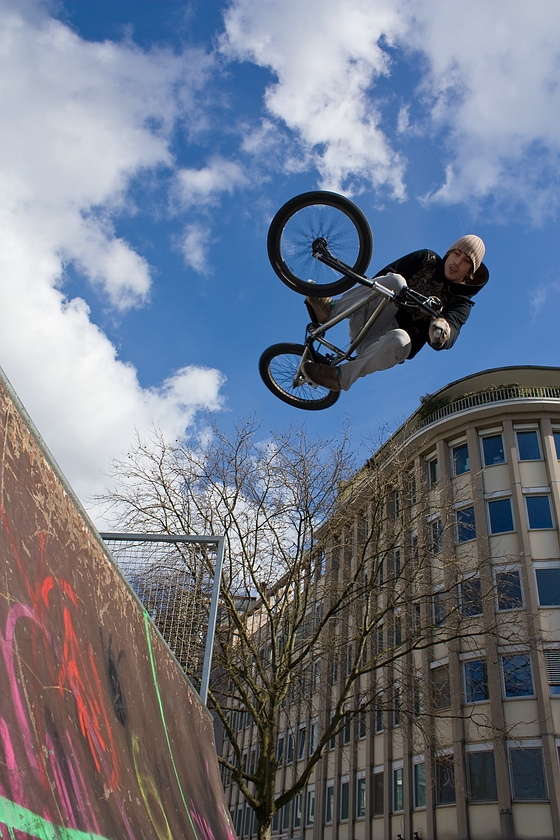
[0,368,236,840]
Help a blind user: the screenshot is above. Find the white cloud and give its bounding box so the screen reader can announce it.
[0,2,223,512]
[180,222,213,273]
[409,0,560,215]
[221,0,407,197]
[222,0,560,214]
[176,157,249,206]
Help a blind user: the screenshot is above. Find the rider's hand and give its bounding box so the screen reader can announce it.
[429,317,451,347]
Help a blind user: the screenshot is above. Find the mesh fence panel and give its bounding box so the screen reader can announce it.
[103,536,218,689]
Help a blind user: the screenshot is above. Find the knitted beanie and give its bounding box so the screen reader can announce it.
[446,235,485,273]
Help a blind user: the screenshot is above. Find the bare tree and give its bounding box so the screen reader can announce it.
[97,418,524,840]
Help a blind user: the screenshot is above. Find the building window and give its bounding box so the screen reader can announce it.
[413,762,426,808]
[235,807,244,837]
[356,775,366,818]
[243,805,251,836]
[510,747,547,800]
[306,787,315,826]
[286,732,294,763]
[325,782,334,823]
[309,720,318,753]
[374,705,384,733]
[340,778,350,821]
[428,457,439,486]
[467,751,497,800]
[430,519,443,553]
[452,442,470,475]
[276,735,284,764]
[432,590,446,626]
[297,727,306,759]
[408,472,417,505]
[526,494,554,529]
[460,577,482,616]
[357,707,367,739]
[516,429,542,461]
[293,794,302,829]
[393,768,404,812]
[464,658,489,703]
[281,802,291,833]
[487,497,514,534]
[375,623,384,655]
[482,434,505,466]
[544,649,560,695]
[457,505,476,542]
[432,664,451,710]
[435,755,456,804]
[535,567,560,606]
[502,653,534,697]
[495,569,523,610]
[342,712,351,744]
[553,431,560,459]
[373,772,384,816]
[393,685,401,727]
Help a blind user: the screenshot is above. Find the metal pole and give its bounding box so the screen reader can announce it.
[199,535,224,705]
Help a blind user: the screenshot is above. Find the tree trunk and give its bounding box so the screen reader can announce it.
[256,818,272,840]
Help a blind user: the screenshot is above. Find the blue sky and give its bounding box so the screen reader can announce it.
[1,0,559,518]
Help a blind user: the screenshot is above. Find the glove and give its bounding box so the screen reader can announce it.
[429,317,451,347]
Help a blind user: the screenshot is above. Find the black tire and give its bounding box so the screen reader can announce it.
[259,343,341,410]
[267,191,373,296]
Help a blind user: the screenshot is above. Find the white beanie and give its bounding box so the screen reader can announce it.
[447,235,485,273]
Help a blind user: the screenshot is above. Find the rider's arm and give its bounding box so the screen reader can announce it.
[432,295,474,351]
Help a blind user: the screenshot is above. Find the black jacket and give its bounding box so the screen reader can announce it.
[374,249,489,360]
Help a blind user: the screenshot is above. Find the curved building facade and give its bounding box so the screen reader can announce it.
[223,366,560,840]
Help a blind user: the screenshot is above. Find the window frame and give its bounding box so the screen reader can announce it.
[324,781,334,824]
[463,657,489,703]
[487,496,515,534]
[480,432,506,467]
[501,652,535,699]
[339,776,350,822]
[392,765,404,813]
[509,745,548,800]
[456,504,476,543]
[451,441,470,476]
[413,758,426,809]
[524,492,554,530]
[534,563,560,607]
[460,576,483,617]
[356,773,366,819]
[515,428,542,461]
[494,567,524,611]
[466,749,498,801]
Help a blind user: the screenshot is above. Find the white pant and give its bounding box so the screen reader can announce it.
[332,275,411,391]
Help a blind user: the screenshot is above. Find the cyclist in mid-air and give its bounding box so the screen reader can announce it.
[303,235,489,392]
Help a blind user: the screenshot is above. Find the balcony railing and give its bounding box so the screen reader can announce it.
[417,385,560,430]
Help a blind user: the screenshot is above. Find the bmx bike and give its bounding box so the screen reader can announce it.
[259,191,444,410]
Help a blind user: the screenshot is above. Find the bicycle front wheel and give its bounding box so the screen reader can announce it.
[267,191,373,296]
[259,343,340,410]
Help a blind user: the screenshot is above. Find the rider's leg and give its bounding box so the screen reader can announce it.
[333,272,407,340]
[338,327,411,391]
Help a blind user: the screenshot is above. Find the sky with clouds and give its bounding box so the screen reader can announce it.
[1,0,559,521]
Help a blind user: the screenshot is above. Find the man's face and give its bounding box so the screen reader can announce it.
[444,249,473,283]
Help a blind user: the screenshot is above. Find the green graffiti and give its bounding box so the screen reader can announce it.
[143,611,199,840]
[0,795,110,840]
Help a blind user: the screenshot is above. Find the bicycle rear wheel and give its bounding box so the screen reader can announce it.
[259,343,340,410]
[267,191,373,296]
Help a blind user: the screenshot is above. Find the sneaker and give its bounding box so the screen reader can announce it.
[303,362,342,392]
[305,296,333,324]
